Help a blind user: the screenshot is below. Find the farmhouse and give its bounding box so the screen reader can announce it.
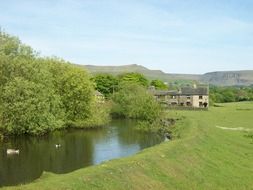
[95,90,105,103]
[150,85,209,108]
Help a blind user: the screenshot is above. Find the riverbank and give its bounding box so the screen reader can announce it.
[2,102,253,190]
[0,120,163,187]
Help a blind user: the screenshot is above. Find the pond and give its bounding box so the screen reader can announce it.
[0,120,163,187]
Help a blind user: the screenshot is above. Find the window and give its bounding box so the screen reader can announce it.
[199,102,203,107]
[171,102,177,106]
[187,96,191,99]
[199,96,203,99]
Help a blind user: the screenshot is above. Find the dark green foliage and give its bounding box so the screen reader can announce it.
[92,74,119,97]
[150,79,168,90]
[118,72,149,87]
[210,86,253,104]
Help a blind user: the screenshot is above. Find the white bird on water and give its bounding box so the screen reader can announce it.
[7,149,20,155]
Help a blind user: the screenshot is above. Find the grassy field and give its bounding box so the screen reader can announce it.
[2,102,253,190]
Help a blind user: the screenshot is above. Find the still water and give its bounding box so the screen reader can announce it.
[0,120,163,187]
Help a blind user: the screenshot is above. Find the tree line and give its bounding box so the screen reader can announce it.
[0,31,110,135]
[0,31,165,136]
[209,85,253,104]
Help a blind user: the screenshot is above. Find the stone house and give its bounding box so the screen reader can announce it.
[150,86,209,108]
[95,90,105,103]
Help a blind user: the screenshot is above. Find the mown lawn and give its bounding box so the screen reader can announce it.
[2,102,253,190]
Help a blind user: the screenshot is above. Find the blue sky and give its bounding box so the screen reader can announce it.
[1,0,253,74]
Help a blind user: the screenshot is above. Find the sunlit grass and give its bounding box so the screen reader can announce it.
[3,102,253,190]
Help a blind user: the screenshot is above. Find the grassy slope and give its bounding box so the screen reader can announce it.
[3,102,253,190]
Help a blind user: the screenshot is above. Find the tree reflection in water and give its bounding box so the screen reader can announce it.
[0,120,162,187]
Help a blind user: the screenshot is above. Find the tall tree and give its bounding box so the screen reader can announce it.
[46,59,94,124]
[93,74,119,97]
[150,79,168,90]
[0,31,109,135]
[119,72,149,87]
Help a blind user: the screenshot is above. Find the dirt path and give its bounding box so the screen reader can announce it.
[216,126,253,132]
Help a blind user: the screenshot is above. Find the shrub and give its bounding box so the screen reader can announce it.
[1,77,64,135]
[0,31,110,135]
[69,101,111,128]
[112,83,161,121]
[150,79,168,90]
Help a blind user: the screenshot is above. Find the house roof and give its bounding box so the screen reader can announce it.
[95,90,103,96]
[181,87,208,95]
[151,90,179,96]
[151,87,208,96]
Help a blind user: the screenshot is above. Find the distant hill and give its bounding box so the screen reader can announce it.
[201,70,253,86]
[82,64,200,84]
[79,64,253,86]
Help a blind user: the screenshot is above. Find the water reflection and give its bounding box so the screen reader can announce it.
[0,120,162,187]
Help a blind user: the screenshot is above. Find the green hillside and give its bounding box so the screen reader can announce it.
[81,64,201,84]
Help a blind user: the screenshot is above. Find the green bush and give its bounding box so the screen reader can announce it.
[49,61,94,123]
[209,86,253,104]
[92,74,119,98]
[70,101,111,128]
[1,77,64,135]
[150,79,168,90]
[112,83,161,121]
[0,31,110,135]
